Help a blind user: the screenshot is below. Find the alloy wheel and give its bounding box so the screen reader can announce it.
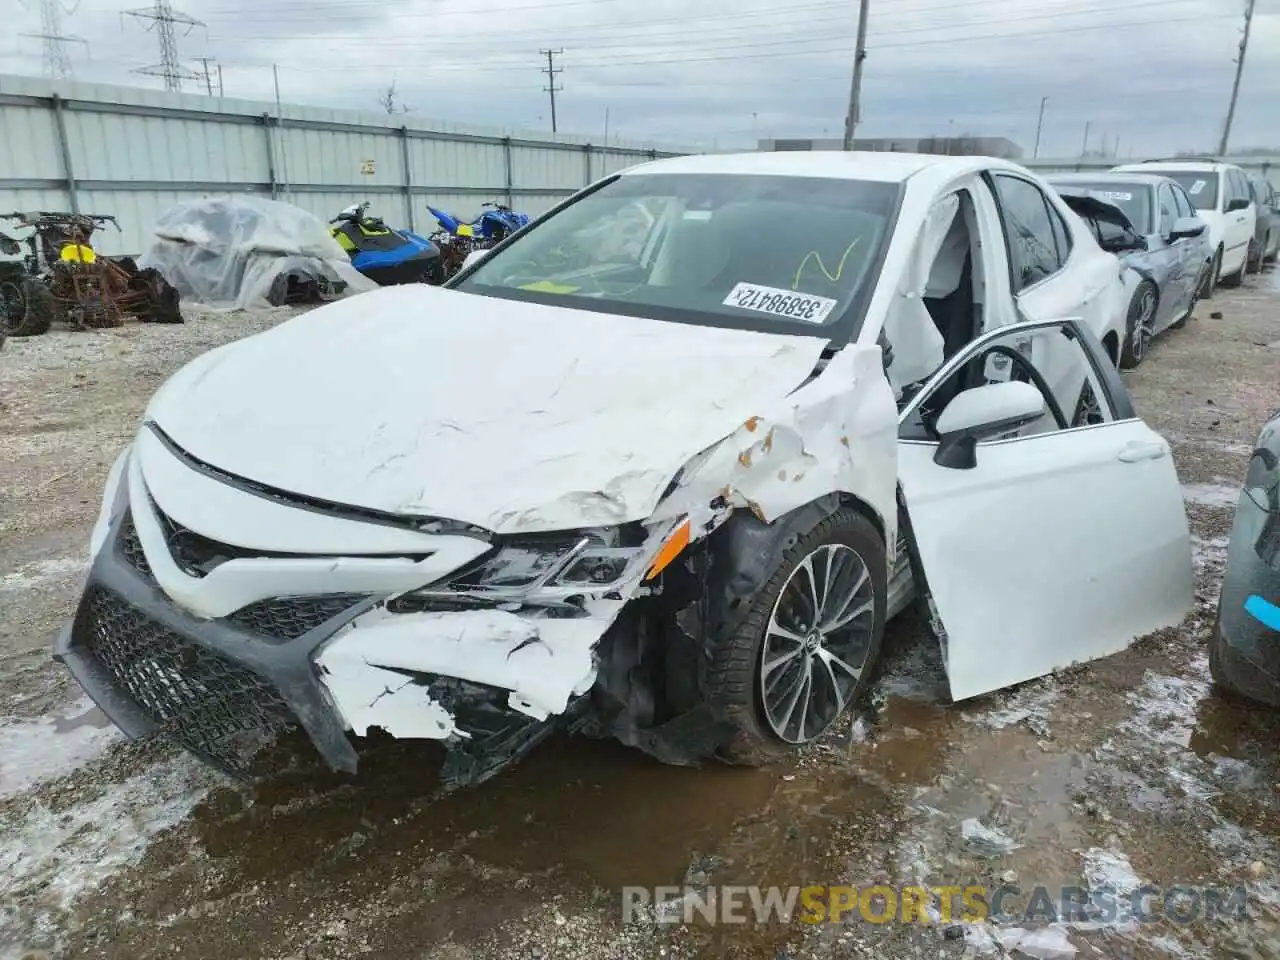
[759,543,877,744]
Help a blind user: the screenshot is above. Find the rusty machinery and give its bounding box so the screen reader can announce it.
[0,211,181,338]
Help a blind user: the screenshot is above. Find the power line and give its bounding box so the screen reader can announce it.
[1218,0,1256,155]
[18,0,88,79]
[200,0,1207,50]
[540,48,563,133]
[124,0,206,92]
[204,8,1235,77]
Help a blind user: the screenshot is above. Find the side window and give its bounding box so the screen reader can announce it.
[1171,184,1194,220]
[898,319,1120,444]
[991,175,1062,292]
[1230,170,1249,207]
[1048,203,1072,264]
[1157,185,1177,237]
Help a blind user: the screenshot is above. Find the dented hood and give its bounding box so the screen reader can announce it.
[145,284,830,535]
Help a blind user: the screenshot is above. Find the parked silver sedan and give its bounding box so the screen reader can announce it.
[1048,173,1212,368]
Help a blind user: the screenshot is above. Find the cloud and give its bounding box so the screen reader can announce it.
[4,0,1278,155]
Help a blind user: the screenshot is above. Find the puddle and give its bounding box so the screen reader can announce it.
[0,698,119,798]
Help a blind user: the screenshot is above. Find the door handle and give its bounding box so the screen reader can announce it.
[1117,441,1168,463]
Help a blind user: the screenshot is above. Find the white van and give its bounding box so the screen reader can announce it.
[1111,159,1257,295]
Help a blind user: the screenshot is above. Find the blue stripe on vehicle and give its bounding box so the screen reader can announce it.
[1244,594,1280,631]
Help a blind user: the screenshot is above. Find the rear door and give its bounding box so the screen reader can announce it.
[896,316,1193,701]
[987,172,1121,421]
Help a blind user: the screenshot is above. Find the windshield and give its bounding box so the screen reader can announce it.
[1055,181,1151,233]
[453,173,900,340]
[1145,171,1219,211]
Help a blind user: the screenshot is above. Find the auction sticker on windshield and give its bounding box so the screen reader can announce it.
[723,282,838,324]
[1099,191,1133,202]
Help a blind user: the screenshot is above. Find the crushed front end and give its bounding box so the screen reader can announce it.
[55,426,692,787]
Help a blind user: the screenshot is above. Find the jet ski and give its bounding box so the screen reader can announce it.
[329,202,445,285]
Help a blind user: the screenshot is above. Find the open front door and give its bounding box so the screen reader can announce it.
[896,317,1193,701]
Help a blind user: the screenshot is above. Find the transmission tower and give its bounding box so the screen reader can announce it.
[18,0,88,78]
[124,0,205,92]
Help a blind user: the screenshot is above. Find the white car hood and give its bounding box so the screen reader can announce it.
[145,284,830,535]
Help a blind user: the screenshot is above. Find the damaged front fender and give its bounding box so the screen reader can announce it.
[649,343,899,553]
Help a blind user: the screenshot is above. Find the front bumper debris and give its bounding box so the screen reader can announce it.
[55,505,371,775]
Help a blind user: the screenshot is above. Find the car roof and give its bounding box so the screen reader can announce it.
[1112,160,1231,174]
[619,150,1015,184]
[1047,172,1164,188]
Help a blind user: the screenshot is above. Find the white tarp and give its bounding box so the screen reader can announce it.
[138,196,375,311]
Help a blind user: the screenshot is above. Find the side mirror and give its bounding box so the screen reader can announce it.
[1226,197,1251,213]
[460,248,490,271]
[1169,217,1207,241]
[933,381,1047,470]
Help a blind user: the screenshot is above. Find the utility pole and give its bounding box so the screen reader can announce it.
[19,0,88,79]
[1218,0,1256,156]
[1032,96,1047,158]
[1080,120,1091,158]
[841,0,870,151]
[540,48,563,134]
[124,0,204,92]
[194,56,216,95]
[216,62,223,96]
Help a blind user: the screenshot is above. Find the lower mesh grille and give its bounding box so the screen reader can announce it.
[228,594,367,641]
[81,586,295,770]
[119,514,153,581]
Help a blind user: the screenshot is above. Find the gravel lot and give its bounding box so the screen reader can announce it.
[2,275,1279,960]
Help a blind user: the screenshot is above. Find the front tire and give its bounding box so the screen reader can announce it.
[1247,238,1262,275]
[705,507,887,764]
[1200,248,1221,300]
[1119,280,1156,370]
[0,277,54,337]
[1220,248,1248,288]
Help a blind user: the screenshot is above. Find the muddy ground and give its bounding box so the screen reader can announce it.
[2,276,1279,960]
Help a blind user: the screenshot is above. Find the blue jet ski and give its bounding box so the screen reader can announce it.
[329,202,445,285]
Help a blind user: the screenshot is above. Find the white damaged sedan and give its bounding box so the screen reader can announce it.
[57,152,1194,786]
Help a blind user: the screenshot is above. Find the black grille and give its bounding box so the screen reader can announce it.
[119,513,153,581]
[228,594,367,641]
[81,586,295,770]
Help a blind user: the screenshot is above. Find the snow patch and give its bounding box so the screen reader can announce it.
[0,755,211,926]
[966,678,1059,735]
[1082,847,1143,897]
[961,817,1022,857]
[1180,482,1240,509]
[0,556,89,592]
[1120,662,1210,751]
[966,923,1078,958]
[0,698,122,798]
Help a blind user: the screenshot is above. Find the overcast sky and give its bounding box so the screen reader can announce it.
[5,0,1278,156]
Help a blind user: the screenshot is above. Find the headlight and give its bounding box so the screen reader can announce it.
[392,519,691,613]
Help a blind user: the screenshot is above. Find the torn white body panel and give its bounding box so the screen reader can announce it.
[649,343,900,552]
[316,607,615,738]
[143,283,831,535]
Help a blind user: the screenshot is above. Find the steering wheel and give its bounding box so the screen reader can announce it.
[976,344,1069,430]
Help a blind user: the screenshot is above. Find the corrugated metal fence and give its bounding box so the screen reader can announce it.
[0,73,699,256]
